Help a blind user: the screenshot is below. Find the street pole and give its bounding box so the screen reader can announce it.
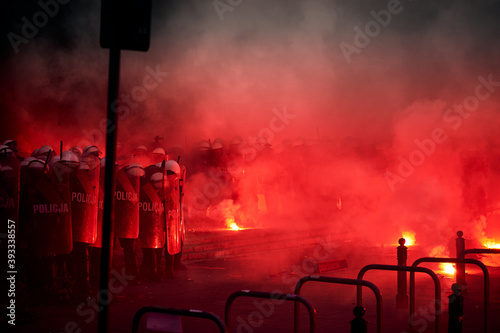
[98,46,121,333]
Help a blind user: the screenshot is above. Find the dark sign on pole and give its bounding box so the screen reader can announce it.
[98,1,151,332]
[100,0,152,51]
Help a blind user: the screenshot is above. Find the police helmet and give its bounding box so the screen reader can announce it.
[124,163,145,177]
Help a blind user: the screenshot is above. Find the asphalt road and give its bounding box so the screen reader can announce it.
[5,242,500,333]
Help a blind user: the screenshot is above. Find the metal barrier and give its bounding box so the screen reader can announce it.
[412,257,490,333]
[455,230,500,293]
[464,248,500,257]
[225,290,316,333]
[456,231,466,290]
[357,264,440,333]
[132,306,228,333]
[397,238,409,309]
[293,275,382,333]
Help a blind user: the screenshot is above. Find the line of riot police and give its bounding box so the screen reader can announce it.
[0,140,186,309]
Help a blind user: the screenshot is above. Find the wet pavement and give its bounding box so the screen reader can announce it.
[5,237,500,333]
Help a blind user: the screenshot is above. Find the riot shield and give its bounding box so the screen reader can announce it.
[114,164,142,239]
[0,148,20,264]
[90,164,105,248]
[30,157,74,256]
[179,164,186,243]
[19,158,45,248]
[70,156,99,243]
[138,166,165,248]
[165,173,181,255]
[0,149,20,228]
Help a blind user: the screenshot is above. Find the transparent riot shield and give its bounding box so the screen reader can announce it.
[30,157,74,256]
[70,156,99,244]
[165,173,181,255]
[138,165,166,249]
[90,164,105,248]
[114,164,142,239]
[0,150,20,232]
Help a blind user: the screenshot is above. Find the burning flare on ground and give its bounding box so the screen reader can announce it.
[205,199,243,230]
[480,236,500,266]
[430,245,456,277]
[401,231,416,246]
[440,263,456,276]
[226,216,240,231]
[482,236,500,249]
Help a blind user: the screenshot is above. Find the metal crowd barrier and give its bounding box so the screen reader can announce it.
[464,248,500,257]
[293,275,382,333]
[357,264,440,333]
[224,290,316,333]
[132,306,228,333]
[412,257,490,333]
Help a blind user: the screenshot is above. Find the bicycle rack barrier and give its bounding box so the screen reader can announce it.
[293,275,382,333]
[224,290,316,333]
[356,264,440,333]
[412,257,490,333]
[464,248,500,257]
[455,230,500,293]
[132,306,228,333]
[396,238,409,309]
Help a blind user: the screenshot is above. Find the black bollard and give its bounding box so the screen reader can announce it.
[351,306,368,333]
[396,238,409,309]
[455,231,467,293]
[448,283,464,333]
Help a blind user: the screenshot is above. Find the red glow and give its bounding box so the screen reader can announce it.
[481,236,500,266]
[226,217,240,231]
[439,263,456,277]
[483,237,500,249]
[401,231,416,246]
[1,4,500,333]
[429,245,456,277]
